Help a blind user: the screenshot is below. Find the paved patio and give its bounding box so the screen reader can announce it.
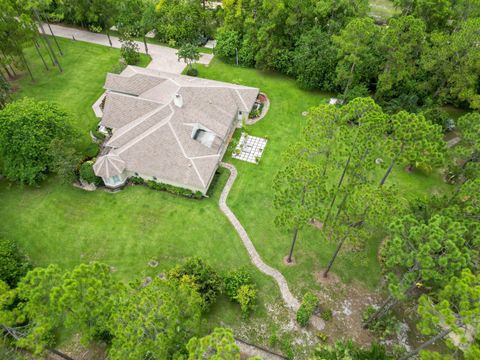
[232,133,268,164]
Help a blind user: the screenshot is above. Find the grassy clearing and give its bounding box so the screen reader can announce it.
[196,59,450,293]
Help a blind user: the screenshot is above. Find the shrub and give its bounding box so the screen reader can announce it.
[320,308,333,321]
[235,284,257,318]
[223,269,253,300]
[0,98,78,185]
[362,306,400,339]
[215,30,240,61]
[0,238,30,286]
[296,291,319,327]
[167,257,223,310]
[316,331,328,342]
[120,36,140,65]
[145,180,203,199]
[186,67,198,77]
[79,161,102,186]
[130,176,145,185]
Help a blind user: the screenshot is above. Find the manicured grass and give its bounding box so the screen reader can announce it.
[1,38,280,334]
[196,59,450,293]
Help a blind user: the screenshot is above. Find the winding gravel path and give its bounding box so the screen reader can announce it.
[219,163,301,311]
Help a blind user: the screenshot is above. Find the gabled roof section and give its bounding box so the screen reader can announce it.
[101,92,160,129]
[105,73,166,96]
[107,105,172,148]
[93,152,125,178]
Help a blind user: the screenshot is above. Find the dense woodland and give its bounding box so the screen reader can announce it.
[1,0,480,359]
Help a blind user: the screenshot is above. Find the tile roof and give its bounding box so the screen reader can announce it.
[95,66,259,191]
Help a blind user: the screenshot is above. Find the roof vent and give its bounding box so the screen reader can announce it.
[174,93,183,108]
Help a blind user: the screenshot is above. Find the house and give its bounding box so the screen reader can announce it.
[93,66,259,194]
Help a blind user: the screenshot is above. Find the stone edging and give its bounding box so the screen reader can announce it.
[219,163,300,311]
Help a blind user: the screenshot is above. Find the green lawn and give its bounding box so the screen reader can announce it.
[1,38,451,349]
[1,38,280,336]
[196,59,450,292]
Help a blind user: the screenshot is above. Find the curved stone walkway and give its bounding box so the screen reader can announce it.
[219,163,300,311]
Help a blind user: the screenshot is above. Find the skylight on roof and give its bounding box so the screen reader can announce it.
[193,128,215,148]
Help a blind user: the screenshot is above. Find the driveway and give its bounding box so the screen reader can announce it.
[43,23,213,74]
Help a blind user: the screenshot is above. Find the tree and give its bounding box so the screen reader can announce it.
[117,0,157,54]
[365,213,477,326]
[0,72,11,108]
[400,269,480,359]
[51,263,117,343]
[420,18,480,109]
[0,98,78,185]
[0,239,30,287]
[119,33,140,65]
[167,257,222,310]
[332,17,382,98]
[451,112,480,182]
[376,16,426,100]
[273,144,325,263]
[379,111,445,186]
[15,265,64,354]
[176,43,200,75]
[108,278,202,359]
[155,0,207,46]
[292,26,337,91]
[186,328,241,360]
[214,29,241,62]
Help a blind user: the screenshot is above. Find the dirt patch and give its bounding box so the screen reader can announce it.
[314,270,383,346]
[47,334,107,360]
[283,255,296,266]
[309,219,324,230]
[315,270,341,286]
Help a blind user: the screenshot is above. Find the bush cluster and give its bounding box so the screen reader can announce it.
[223,269,257,317]
[362,306,400,339]
[296,291,319,327]
[145,180,203,199]
[79,161,103,186]
[167,257,223,310]
[0,238,30,287]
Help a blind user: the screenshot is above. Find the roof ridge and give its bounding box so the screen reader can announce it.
[234,88,248,110]
[117,111,173,154]
[107,104,171,147]
[166,121,206,188]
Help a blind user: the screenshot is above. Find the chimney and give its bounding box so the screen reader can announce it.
[174,93,183,108]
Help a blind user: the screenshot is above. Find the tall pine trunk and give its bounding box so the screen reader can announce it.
[106,30,113,47]
[287,186,306,262]
[19,50,34,82]
[45,19,63,56]
[33,39,49,71]
[287,227,299,263]
[323,235,347,277]
[399,328,451,360]
[380,144,404,186]
[143,35,149,54]
[35,10,62,72]
[323,153,352,229]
